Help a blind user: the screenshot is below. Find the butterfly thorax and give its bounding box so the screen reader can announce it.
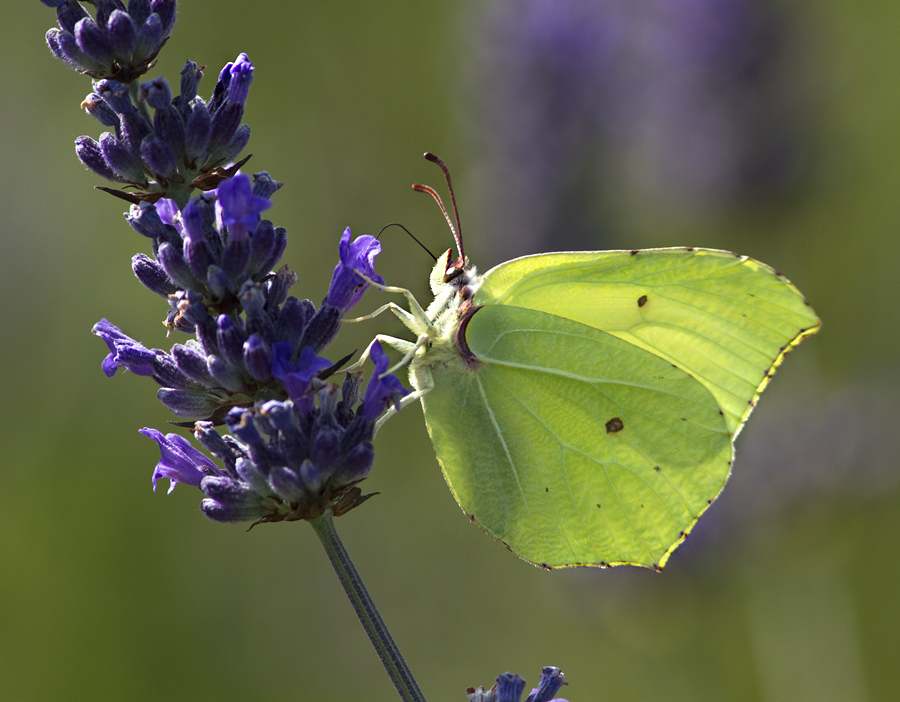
[408,251,483,385]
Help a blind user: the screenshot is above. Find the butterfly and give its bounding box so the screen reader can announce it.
[358,153,819,570]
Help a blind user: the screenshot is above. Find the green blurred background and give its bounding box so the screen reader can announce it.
[3,1,899,700]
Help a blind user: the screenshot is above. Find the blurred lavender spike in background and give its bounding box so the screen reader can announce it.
[465,0,807,258]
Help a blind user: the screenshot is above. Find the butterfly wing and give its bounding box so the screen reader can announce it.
[419,303,732,569]
[474,248,820,436]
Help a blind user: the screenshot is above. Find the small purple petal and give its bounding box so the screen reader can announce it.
[217,173,272,232]
[324,228,385,312]
[140,428,220,494]
[361,342,409,420]
[92,319,156,377]
[271,343,332,402]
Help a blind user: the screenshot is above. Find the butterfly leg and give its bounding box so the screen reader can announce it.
[373,363,434,435]
[343,333,417,373]
[352,270,433,335]
[343,301,422,336]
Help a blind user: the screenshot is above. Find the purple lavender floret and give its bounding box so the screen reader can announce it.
[139,428,222,494]
[325,228,385,313]
[93,319,157,377]
[361,342,409,420]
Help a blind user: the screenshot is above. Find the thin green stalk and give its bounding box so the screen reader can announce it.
[309,509,427,702]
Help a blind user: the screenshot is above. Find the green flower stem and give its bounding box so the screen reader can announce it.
[309,509,427,702]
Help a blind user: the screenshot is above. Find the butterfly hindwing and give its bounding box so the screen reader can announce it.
[420,303,733,568]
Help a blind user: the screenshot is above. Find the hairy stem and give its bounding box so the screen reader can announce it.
[309,509,427,702]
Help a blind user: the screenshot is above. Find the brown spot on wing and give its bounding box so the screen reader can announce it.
[605,417,625,433]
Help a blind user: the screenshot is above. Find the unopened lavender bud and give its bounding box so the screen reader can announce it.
[178,60,203,111]
[151,0,178,37]
[265,266,297,310]
[334,442,374,484]
[192,194,223,254]
[239,284,275,340]
[56,1,91,34]
[262,225,288,276]
[246,219,276,276]
[206,265,234,301]
[133,12,162,66]
[496,673,526,702]
[157,241,201,291]
[74,17,113,69]
[528,667,565,702]
[207,355,247,393]
[235,456,272,496]
[133,253,177,297]
[45,29,68,64]
[310,428,341,476]
[126,0,152,27]
[200,477,269,523]
[268,466,305,503]
[195,318,220,357]
[243,335,272,381]
[154,107,186,161]
[172,343,216,386]
[252,172,282,200]
[192,422,239,475]
[81,93,120,127]
[107,10,137,62]
[181,202,215,280]
[126,201,174,242]
[300,304,341,353]
[152,352,201,390]
[274,297,310,352]
[56,29,105,73]
[141,136,177,178]
[101,132,145,182]
[299,459,324,493]
[158,387,218,418]
[207,100,243,157]
[216,315,247,368]
[141,75,172,109]
[75,135,125,182]
[221,237,250,282]
[211,123,250,167]
[184,101,211,166]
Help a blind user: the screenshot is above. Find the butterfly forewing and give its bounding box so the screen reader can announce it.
[473,248,820,436]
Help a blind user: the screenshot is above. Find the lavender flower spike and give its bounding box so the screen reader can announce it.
[325,227,385,313]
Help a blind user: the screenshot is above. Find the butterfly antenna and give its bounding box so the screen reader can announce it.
[412,152,465,263]
[376,222,438,262]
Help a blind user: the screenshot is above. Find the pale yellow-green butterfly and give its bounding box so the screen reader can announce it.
[354,153,819,570]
